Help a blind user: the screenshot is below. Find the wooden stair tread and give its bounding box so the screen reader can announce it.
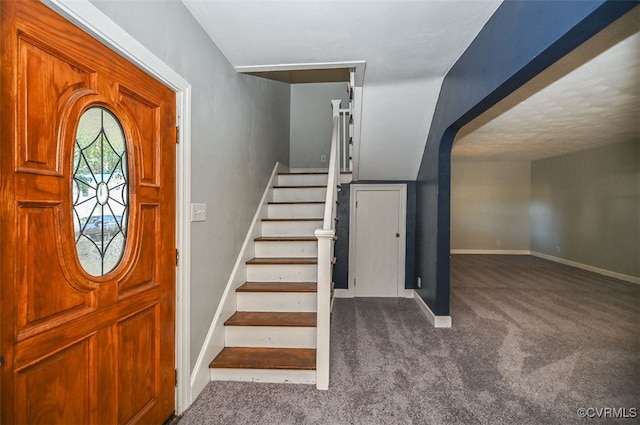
[273,185,327,189]
[225,311,316,327]
[255,236,317,242]
[279,172,328,175]
[210,347,316,370]
[237,282,317,293]
[268,201,325,205]
[247,257,317,265]
[262,218,322,222]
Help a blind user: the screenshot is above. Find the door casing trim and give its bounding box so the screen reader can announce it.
[41,0,192,413]
[348,184,407,298]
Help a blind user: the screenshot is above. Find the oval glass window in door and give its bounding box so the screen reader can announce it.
[72,106,129,276]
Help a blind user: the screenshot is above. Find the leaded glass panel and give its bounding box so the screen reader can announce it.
[72,106,129,276]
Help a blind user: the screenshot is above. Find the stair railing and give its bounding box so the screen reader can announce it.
[338,77,354,173]
[314,99,342,390]
[338,107,352,172]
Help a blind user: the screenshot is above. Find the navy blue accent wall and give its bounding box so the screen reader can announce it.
[415,0,638,316]
[333,181,416,290]
[333,183,351,289]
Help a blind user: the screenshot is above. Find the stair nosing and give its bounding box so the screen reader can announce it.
[279,172,328,175]
[255,236,317,242]
[224,311,317,327]
[246,257,317,265]
[273,185,327,189]
[268,201,325,205]
[262,217,323,222]
[210,347,316,370]
[237,282,317,293]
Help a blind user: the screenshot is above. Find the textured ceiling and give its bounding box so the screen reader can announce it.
[452,8,639,161]
[181,0,503,179]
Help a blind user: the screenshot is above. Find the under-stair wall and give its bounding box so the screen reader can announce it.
[190,162,286,400]
[190,163,332,397]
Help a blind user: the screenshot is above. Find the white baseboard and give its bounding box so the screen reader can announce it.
[189,162,285,402]
[451,249,639,285]
[333,288,415,298]
[333,288,353,298]
[413,291,451,328]
[531,251,640,285]
[451,249,531,255]
[402,289,415,298]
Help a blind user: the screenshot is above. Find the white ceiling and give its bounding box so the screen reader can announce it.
[181,0,503,179]
[181,1,638,175]
[181,0,502,84]
[453,8,639,161]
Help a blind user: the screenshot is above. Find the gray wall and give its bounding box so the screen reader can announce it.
[91,0,291,371]
[451,160,531,251]
[289,83,348,169]
[531,140,639,277]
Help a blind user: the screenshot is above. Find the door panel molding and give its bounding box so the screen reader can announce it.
[15,336,95,425]
[17,32,97,176]
[40,0,193,412]
[348,184,407,298]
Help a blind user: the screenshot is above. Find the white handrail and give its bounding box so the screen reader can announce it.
[314,99,341,390]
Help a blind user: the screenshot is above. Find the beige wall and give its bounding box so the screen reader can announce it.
[531,140,639,277]
[451,160,531,251]
[452,142,639,279]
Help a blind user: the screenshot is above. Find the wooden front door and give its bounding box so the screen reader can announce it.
[0,1,177,423]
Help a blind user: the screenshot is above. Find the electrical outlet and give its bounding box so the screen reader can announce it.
[320,154,327,163]
[417,277,422,288]
[556,246,560,253]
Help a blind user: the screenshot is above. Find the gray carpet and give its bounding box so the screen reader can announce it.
[179,255,640,424]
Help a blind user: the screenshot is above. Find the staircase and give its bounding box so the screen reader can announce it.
[209,171,329,385]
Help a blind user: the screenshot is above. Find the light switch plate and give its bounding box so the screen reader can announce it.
[191,203,206,222]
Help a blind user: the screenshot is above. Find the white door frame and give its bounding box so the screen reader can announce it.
[41,0,192,414]
[348,184,407,298]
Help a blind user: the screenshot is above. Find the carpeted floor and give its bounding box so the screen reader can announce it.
[179,255,640,424]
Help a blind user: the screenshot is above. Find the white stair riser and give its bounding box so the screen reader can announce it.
[225,326,316,348]
[255,241,318,257]
[273,187,326,202]
[211,368,316,385]
[268,203,325,218]
[237,292,317,312]
[278,174,327,186]
[246,264,317,282]
[261,221,322,237]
